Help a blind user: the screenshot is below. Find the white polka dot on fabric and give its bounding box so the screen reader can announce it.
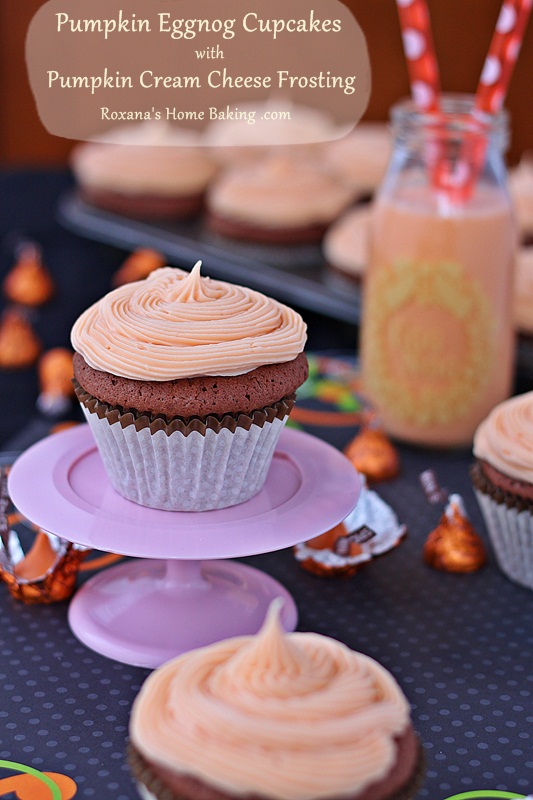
[497,3,517,33]
[403,28,426,60]
[412,80,434,109]
[481,55,502,86]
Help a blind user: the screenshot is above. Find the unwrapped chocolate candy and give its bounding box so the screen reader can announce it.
[294,482,406,577]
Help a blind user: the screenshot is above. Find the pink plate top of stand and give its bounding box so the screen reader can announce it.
[8,425,361,560]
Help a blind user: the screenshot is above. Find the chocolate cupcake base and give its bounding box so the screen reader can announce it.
[80,187,204,220]
[128,732,425,800]
[207,211,329,245]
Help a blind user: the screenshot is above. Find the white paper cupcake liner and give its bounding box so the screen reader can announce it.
[81,403,287,512]
[474,488,533,590]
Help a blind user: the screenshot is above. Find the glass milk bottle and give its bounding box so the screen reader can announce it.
[360,95,516,448]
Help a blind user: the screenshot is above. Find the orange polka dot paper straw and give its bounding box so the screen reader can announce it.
[475,0,532,115]
[395,0,441,112]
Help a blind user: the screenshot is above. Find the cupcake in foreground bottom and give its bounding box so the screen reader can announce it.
[129,601,425,800]
[472,390,533,590]
[70,263,308,511]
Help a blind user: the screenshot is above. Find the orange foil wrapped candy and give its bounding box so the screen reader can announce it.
[0,467,86,604]
[37,348,75,416]
[1,530,86,604]
[3,243,54,306]
[0,307,41,369]
[423,493,486,573]
[112,249,166,287]
[344,425,400,482]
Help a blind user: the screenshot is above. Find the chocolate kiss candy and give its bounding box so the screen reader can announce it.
[423,494,486,573]
[112,248,166,287]
[36,348,75,415]
[0,307,41,369]
[344,426,400,482]
[3,244,54,306]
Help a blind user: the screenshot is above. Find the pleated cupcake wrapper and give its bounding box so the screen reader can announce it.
[75,384,294,512]
[474,488,533,591]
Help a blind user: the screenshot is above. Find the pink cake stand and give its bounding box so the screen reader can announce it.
[9,425,361,668]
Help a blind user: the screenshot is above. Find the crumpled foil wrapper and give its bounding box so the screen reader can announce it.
[0,467,86,604]
[294,481,406,577]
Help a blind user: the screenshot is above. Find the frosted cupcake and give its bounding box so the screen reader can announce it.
[204,99,340,168]
[71,263,308,511]
[71,122,218,219]
[129,602,424,800]
[323,205,372,288]
[513,245,533,334]
[472,391,533,589]
[207,156,356,244]
[509,154,533,241]
[323,122,392,196]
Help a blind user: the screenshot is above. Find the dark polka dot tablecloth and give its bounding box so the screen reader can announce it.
[1,421,533,800]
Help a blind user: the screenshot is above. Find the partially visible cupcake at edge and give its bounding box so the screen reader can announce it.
[129,601,425,800]
[70,263,308,511]
[472,390,533,590]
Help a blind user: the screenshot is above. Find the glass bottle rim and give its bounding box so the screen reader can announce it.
[391,93,509,141]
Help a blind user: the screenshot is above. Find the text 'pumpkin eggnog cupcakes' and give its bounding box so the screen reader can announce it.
[129,602,424,800]
[71,263,308,511]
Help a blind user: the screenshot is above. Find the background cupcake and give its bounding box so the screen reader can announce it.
[323,205,372,290]
[207,156,356,244]
[323,122,392,198]
[71,263,308,511]
[71,121,218,220]
[472,390,533,590]
[129,601,424,800]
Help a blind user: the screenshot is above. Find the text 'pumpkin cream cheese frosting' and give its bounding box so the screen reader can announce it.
[71,262,307,380]
[129,603,422,800]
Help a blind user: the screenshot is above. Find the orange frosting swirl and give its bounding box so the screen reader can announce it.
[473,390,533,483]
[71,264,307,379]
[130,603,411,800]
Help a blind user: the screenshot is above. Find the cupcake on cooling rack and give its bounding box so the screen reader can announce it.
[129,601,425,800]
[71,121,218,220]
[71,263,308,512]
[509,154,533,242]
[323,205,372,290]
[204,99,340,168]
[513,245,533,335]
[323,122,392,197]
[472,390,533,590]
[206,155,356,245]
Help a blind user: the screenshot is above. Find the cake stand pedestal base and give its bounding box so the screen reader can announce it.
[69,558,297,668]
